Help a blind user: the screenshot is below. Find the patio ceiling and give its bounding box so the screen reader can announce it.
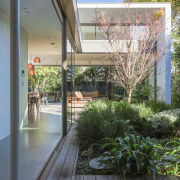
[0,0,82,56]
[28,53,113,66]
[0,0,64,55]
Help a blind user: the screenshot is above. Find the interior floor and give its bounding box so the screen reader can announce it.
[0,102,62,180]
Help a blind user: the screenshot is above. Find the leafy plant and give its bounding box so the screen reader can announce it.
[98,134,164,176]
[163,139,180,175]
[76,161,93,175]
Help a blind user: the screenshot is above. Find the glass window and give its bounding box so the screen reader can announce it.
[81,25,96,40]
[130,26,147,40]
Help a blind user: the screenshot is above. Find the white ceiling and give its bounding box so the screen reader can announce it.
[0,0,62,54]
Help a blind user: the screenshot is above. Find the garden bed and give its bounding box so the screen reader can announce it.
[75,100,180,177]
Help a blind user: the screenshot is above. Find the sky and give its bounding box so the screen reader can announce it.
[78,0,124,3]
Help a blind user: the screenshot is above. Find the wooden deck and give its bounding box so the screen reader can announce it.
[47,124,179,180]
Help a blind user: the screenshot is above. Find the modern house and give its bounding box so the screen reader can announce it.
[0,0,171,179]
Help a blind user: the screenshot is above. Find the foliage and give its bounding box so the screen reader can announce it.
[77,100,179,148]
[163,139,180,175]
[33,66,61,92]
[132,84,160,102]
[145,100,172,113]
[114,101,153,136]
[148,109,180,138]
[76,100,155,147]
[172,28,180,102]
[172,93,180,109]
[98,135,164,176]
[76,100,134,147]
[76,161,93,175]
[74,66,109,91]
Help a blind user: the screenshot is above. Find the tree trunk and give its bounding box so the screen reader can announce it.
[127,91,132,105]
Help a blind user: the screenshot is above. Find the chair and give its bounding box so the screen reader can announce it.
[82,91,98,100]
[67,91,92,104]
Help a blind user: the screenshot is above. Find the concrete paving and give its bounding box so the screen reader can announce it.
[0,103,62,180]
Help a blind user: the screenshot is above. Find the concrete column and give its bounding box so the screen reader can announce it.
[62,15,67,136]
[164,5,171,104]
[10,0,20,179]
[157,5,171,104]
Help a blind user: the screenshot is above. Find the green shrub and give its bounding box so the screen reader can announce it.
[172,93,180,109]
[132,84,159,102]
[76,100,133,146]
[113,102,153,136]
[114,101,153,120]
[145,100,171,113]
[76,108,105,145]
[76,100,156,145]
[131,103,153,119]
[148,109,180,138]
[76,100,178,145]
[98,134,164,176]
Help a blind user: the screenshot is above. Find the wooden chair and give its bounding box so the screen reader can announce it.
[67,91,92,104]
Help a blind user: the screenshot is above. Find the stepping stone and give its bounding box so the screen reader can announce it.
[89,157,106,170]
[89,156,113,170]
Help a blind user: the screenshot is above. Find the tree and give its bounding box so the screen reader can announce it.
[33,67,62,92]
[126,0,180,105]
[96,8,165,104]
[74,66,109,91]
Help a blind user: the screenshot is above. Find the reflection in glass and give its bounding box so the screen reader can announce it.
[81,25,96,40]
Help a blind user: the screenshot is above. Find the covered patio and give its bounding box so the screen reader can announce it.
[0,103,63,180]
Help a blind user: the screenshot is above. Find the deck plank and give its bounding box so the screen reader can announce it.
[107,175,121,180]
[47,124,76,180]
[96,175,109,180]
[74,175,84,180]
[83,175,96,180]
[59,130,78,180]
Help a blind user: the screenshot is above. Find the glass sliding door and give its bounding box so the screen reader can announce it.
[20,0,63,179]
[0,0,11,179]
[67,34,76,130]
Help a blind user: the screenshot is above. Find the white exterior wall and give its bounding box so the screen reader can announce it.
[0,9,28,140]
[82,40,138,53]
[19,28,28,128]
[0,9,10,140]
[157,4,171,103]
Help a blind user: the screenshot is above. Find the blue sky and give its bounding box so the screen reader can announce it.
[78,0,123,3]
